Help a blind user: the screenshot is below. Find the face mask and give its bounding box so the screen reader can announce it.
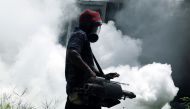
[87,26,101,43]
[88,33,99,43]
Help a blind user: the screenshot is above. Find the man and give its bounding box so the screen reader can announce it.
[65,9,119,109]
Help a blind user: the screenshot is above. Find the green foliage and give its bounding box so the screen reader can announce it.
[181,97,190,109]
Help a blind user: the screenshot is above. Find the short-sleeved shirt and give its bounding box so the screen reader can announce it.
[65,27,94,94]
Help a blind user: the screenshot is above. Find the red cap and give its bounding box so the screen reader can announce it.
[79,9,102,24]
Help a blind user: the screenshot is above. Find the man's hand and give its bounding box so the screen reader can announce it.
[104,72,120,80]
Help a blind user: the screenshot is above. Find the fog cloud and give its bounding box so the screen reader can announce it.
[0,0,180,109]
[0,0,79,108]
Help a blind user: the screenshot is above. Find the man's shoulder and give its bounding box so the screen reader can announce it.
[67,28,88,50]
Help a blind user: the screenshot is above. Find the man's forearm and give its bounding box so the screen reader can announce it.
[67,49,96,77]
[91,66,104,77]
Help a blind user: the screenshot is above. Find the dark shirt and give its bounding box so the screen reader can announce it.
[65,27,94,94]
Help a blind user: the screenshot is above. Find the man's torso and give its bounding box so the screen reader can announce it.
[65,28,94,94]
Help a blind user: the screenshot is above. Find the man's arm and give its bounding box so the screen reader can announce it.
[91,65,120,79]
[67,49,96,78]
[91,66,104,77]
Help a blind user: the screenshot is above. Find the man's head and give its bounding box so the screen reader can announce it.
[79,9,102,43]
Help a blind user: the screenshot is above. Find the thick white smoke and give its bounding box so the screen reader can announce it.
[104,63,178,109]
[0,0,179,109]
[92,21,142,68]
[0,0,79,108]
[92,22,178,109]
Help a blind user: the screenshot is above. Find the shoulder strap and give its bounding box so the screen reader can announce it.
[91,52,105,76]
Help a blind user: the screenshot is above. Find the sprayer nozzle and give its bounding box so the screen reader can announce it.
[123,90,136,100]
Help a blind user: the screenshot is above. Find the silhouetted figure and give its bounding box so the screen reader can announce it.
[65,9,119,109]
